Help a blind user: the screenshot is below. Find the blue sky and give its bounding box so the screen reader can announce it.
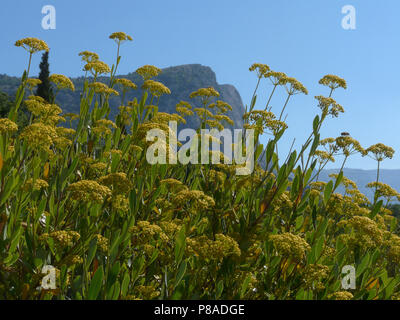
[1,0,399,169]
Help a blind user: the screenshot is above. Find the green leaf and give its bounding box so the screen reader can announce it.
[240,274,252,298]
[175,226,186,264]
[88,266,104,300]
[356,252,370,276]
[369,200,383,219]
[333,170,344,191]
[216,280,224,299]
[86,238,98,268]
[312,115,320,135]
[121,272,130,298]
[255,144,264,161]
[310,134,320,155]
[314,235,325,260]
[323,180,333,204]
[173,261,187,289]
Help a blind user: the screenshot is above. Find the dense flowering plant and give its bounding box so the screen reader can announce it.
[0,33,399,300]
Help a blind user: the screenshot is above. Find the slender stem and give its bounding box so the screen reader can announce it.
[265,84,278,111]
[376,160,381,184]
[374,160,381,204]
[339,156,348,173]
[278,94,291,122]
[250,77,262,112]
[26,53,33,80]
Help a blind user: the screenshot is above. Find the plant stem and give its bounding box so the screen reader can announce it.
[265,84,278,112]
[278,94,291,122]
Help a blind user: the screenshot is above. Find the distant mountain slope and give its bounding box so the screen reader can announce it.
[0,64,245,130]
[318,168,400,202]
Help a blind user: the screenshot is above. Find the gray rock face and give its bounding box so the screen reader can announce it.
[120,64,245,130]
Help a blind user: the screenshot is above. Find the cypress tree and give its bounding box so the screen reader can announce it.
[36,51,54,102]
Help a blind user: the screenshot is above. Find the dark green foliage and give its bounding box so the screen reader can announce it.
[0,90,29,129]
[0,91,13,117]
[36,51,54,102]
[388,204,400,218]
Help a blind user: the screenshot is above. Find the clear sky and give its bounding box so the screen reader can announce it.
[1,0,399,169]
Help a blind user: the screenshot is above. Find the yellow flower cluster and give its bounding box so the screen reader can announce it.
[0,118,18,134]
[366,182,400,202]
[49,74,75,91]
[64,255,83,266]
[328,291,353,300]
[141,80,171,97]
[19,123,58,152]
[79,51,99,63]
[135,65,162,80]
[283,77,308,95]
[136,122,170,140]
[39,230,80,248]
[160,178,187,191]
[271,192,293,214]
[210,100,233,113]
[111,194,130,214]
[213,115,234,126]
[176,101,194,117]
[88,162,107,174]
[98,172,132,194]
[172,189,215,211]
[133,285,160,300]
[92,119,117,136]
[265,71,288,85]
[89,82,119,96]
[67,180,111,203]
[63,113,79,121]
[84,61,111,75]
[25,95,63,120]
[109,31,133,43]
[152,112,186,125]
[22,178,49,191]
[269,233,311,261]
[314,150,335,163]
[115,78,137,90]
[26,78,42,91]
[186,234,241,261]
[314,95,344,118]
[243,110,277,133]
[249,63,270,78]
[130,221,169,245]
[301,264,329,290]
[56,127,76,138]
[338,216,383,250]
[335,136,365,157]
[189,87,220,99]
[366,143,395,161]
[330,174,357,190]
[96,234,109,253]
[319,74,347,90]
[15,37,49,53]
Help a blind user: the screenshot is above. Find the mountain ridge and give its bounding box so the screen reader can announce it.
[0,63,245,130]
